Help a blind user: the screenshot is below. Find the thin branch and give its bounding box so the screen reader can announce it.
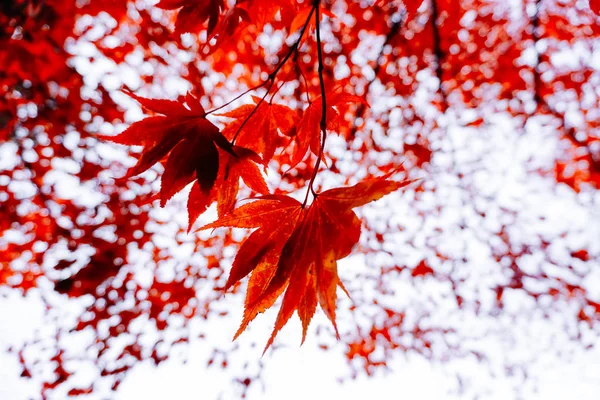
[430,0,448,112]
[205,82,265,116]
[294,47,312,103]
[530,0,544,107]
[528,0,599,171]
[350,12,404,138]
[303,0,328,206]
[231,80,275,144]
[227,4,318,144]
[269,79,287,104]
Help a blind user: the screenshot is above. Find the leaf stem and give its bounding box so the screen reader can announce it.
[294,47,311,103]
[430,0,448,112]
[231,79,275,144]
[205,82,265,116]
[303,0,328,207]
[269,80,287,104]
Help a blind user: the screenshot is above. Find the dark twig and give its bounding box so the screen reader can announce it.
[205,82,265,116]
[528,0,599,171]
[303,0,328,206]
[350,12,404,138]
[228,4,317,144]
[430,0,448,112]
[294,47,312,103]
[530,0,544,106]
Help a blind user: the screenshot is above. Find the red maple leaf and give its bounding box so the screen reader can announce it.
[186,145,270,229]
[591,0,600,15]
[411,260,434,277]
[102,92,267,226]
[200,174,411,351]
[219,96,299,163]
[238,0,297,31]
[289,5,336,36]
[102,91,234,202]
[289,90,365,169]
[207,6,251,51]
[214,146,270,217]
[156,0,224,34]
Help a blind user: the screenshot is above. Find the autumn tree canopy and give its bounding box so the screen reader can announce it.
[1,0,599,398]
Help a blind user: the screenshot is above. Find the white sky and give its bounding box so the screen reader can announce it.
[1,283,600,399]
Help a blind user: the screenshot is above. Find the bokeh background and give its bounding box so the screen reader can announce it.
[1,0,599,398]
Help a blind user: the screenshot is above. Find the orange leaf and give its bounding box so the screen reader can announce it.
[201,174,410,351]
[200,195,302,295]
[290,90,365,169]
[207,7,250,51]
[411,260,434,277]
[219,97,299,163]
[289,5,336,36]
[157,0,224,34]
[591,0,600,15]
[187,182,211,231]
[214,146,269,217]
[101,92,266,227]
[240,0,296,31]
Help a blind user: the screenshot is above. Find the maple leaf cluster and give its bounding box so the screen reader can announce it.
[93,0,417,352]
[93,0,600,351]
[201,176,410,350]
[104,91,268,219]
[106,87,408,348]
